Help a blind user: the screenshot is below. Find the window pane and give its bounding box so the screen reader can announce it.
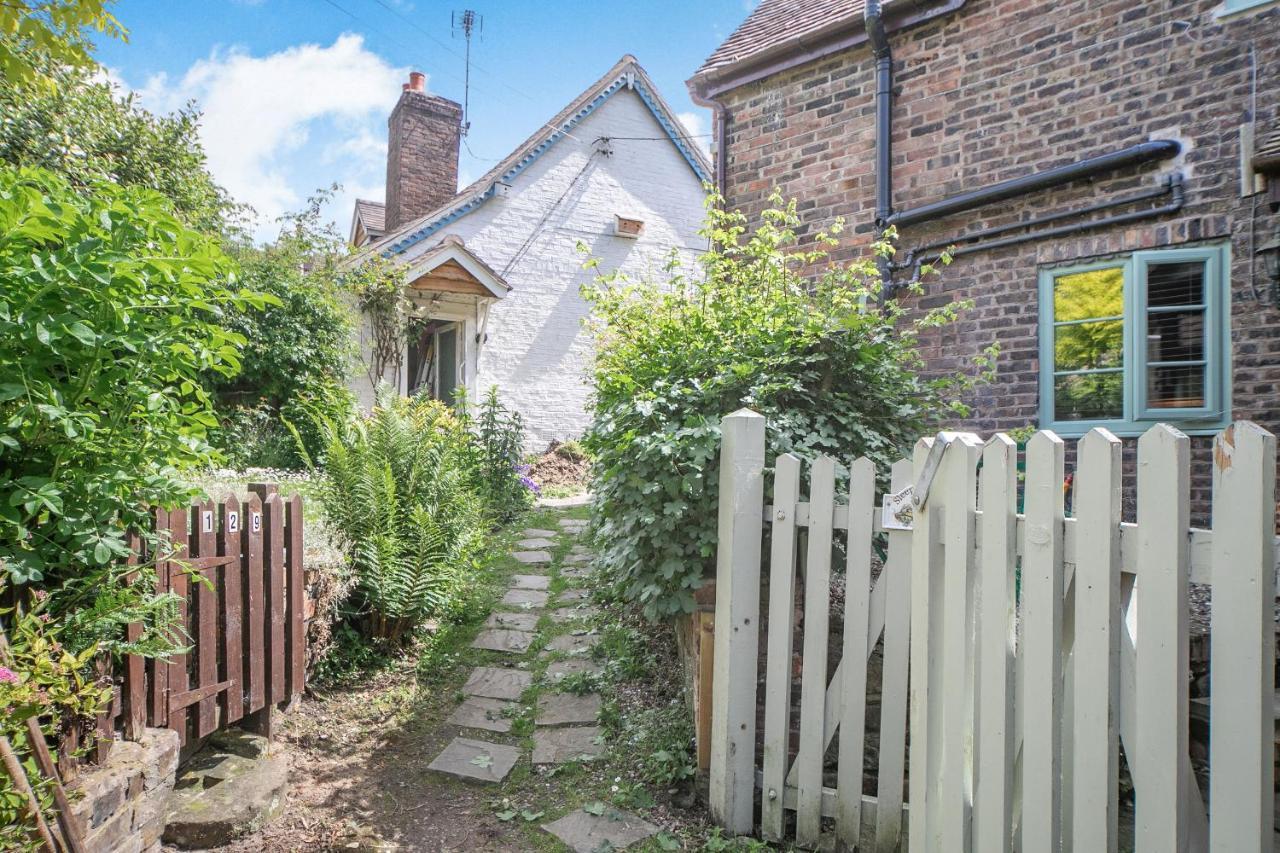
[1054,372,1123,420]
[1147,261,1205,307]
[1055,319,1123,371]
[1147,365,1206,409]
[1147,310,1204,363]
[1053,267,1124,322]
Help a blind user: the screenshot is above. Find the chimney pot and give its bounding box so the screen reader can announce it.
[409,71,426,92]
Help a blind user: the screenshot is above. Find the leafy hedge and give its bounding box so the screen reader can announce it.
[582,193,995,619]
[0,167,265,653]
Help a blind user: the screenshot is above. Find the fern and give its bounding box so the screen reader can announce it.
[307,386,486,641]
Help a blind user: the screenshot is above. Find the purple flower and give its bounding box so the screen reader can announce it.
[519,476,542,496]
[0,667,18,684]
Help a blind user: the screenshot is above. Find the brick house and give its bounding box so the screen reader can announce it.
[689,0,1280,516]
[349,57,710,450]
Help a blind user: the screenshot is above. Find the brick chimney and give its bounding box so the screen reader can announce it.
[385,72,463,232]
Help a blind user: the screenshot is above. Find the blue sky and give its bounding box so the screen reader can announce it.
[94,0,751,240]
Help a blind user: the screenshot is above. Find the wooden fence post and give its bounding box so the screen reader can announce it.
[1135,424,1190,853]
[1209,422,1276,853]
[1021,430,1065,853]
[709,408,765,836]
[1072,428,1122,853]
[973,435,1016,853]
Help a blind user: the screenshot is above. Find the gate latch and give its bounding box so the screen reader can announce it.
[879,433,958,530]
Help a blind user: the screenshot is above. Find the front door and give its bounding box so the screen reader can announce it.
[406,321,459,403]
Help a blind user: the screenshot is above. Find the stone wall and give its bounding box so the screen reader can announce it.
[68,728,179,853]
[713,0,1280,519]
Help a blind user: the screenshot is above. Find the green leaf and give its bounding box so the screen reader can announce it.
[582,801,606,816]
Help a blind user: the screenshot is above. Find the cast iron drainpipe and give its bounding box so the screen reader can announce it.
[897,172,1185,288]
[866,0,893,228]
[689,91,729,196]
[886,139,1182,229]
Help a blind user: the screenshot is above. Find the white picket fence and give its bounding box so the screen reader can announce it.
[708,408,1277,852]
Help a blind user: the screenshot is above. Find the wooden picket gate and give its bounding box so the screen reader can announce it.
[66,484,307,773]
[708,409,1277,853]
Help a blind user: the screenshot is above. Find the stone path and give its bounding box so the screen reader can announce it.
[427,517,658,850]
[424,514,660,845]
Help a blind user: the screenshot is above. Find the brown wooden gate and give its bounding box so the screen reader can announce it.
[66,484,307,772]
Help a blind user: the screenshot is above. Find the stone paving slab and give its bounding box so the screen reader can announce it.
[447,696,516,733]
[512,550,552,564]
[545,659,603,681]
[562,554,591,566]
[557,589,590,603]
[558,519,587,530]
[463,666,532,700]
[532,726,604,765]
[472,628,536,653]
[511,574,551,590]
[499,588,548,608]
[536,692,602,726]
[542,808,660,852]
[543,632,600,655]
[549,606,599,622]
[485,611,540,632]
[569,545,592,555]
[427,737,519,784]
[522,528,558,538]
[517,537,556,549]
[561,567,590,581]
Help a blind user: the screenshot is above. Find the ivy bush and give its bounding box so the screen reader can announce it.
[582,192,995,619]
[307,389,486,643]
[0,167,265,653]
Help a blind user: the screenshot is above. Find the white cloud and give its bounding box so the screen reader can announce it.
[676,110,712,157]
[130,34,407,239]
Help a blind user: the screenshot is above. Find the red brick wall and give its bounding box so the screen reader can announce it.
[385,91,463,233]
[714,0,1280,520]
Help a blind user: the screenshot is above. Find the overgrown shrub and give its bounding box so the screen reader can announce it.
[0,587,113,849]
[0,167,264,653]
[582,192,995,619]
[460,386,536,522]
[210,191,357,467]
[307,389,485,642]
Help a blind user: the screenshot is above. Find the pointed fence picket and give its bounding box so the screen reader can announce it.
[709,410,1277,853]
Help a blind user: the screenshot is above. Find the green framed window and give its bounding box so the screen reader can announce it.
[1216,0,1278,16]
[1038,244,1230,436]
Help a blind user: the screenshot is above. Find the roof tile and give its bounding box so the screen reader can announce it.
[693,0,866,82]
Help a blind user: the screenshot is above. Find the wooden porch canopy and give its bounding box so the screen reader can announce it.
[404,234,509,301]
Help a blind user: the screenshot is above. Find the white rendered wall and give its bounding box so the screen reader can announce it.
[388,86,708,452]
